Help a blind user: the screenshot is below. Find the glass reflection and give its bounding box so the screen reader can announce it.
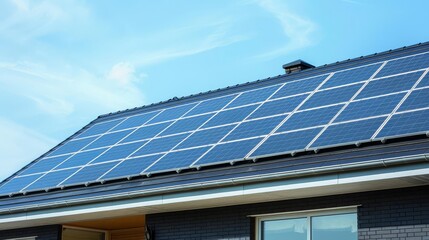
[262,217,307,240]
[311,213,357,240]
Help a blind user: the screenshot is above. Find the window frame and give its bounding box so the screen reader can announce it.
[255,206,358,240]
[62,225,109,240]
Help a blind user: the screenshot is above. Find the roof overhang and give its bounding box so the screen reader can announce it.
[1,157,429,230]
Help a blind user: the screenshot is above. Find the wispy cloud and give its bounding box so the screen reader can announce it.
[254,0,317,59]
[0,118,56,182]
[0,61,146,117]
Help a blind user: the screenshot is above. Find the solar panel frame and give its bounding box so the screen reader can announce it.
[371,68,429,140]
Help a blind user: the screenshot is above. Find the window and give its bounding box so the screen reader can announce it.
[62,226,107,240]
[257,207,357,240]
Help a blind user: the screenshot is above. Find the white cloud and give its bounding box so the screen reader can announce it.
[255,0,317,59]
[0,118,56,182]
[0,61,146,117]
[107,62,136,85]
[1,0,89,41]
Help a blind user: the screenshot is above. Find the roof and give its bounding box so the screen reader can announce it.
[1,41,429,211]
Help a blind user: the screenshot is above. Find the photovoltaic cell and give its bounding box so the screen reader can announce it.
[356,71,423,99]
[185,95,237,117]
[62,162,118,185]
[271,75,327,99]
[175,125,236,150]
[226,85,279,108]
[248,94,307,119]
[321,63,382,89]
[146,147,210,173]
[417,73,429,88]
[195,138,263,166]
[20,155,71,175]
[48,137,97,156]
[131,133,189,157]
[300,84,363,110]
[77,119,123,138]
[377,109,429,138]
[24,168,79,191]
[311,117,387,148]
[335,93,405,122]
[202,105,258,128]
[159,113,213,136]
[111,111,160,131]
[102,154,163,179]
[251,128,323,157]
[147,103,197,124]
[84,130,133,150]
[92,141,147,163]
[398,88,429,112]
[376,52,429,78]
[120,122,171,143]
[278,105,343,132]
[55,148,107,169]
[0,174,43,195]
[223,116,284,142]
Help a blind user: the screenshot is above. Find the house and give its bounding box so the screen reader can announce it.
[1,42,429,240]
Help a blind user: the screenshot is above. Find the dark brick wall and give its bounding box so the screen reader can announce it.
[146,185,429,240]
[0,225,61,240]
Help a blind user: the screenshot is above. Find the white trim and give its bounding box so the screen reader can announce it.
[4,237,36,240]
[255,206,358,240]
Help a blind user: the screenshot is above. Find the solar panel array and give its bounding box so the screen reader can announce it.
[1,51,429,196]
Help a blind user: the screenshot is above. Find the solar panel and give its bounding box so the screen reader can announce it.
[77,119,123,138]
[376,109,429,139]
[277,105,343,132]
[24,169,78,191]
[398,88,429,112]
[310,117,387,148]
[175,125,237,149]
[375,52,429,78]
[248,94,307,119]
[159,113,213,136]
[111,111,160,131]
[250,128,323,157]
[321,63,382,89]
[271,75,327,99]
[335,93,405,122]
[194,138,262,166]
[299,84,363,110]
[356,71,423,99]
[20,155,71,175]
[146,147,211,173]
[102,155,163,179]
[417,72,429,87]
[226,85,280,108]
[223,116,284,141]
[56,149,106,169]
[62,162,118,185]
[2,47,429,196]
[131,134,189,157]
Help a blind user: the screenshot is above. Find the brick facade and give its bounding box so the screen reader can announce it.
[146,185,429,240]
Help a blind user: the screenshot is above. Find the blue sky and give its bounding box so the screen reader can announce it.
[1,0,429,181]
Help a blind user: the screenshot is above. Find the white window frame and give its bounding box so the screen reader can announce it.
[255,206,358,240]
[62,225,109,240]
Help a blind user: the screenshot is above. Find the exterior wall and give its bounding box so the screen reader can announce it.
[0,225,61,240]
[146,185,429,240]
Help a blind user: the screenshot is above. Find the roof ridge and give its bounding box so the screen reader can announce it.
[97,41,429,120]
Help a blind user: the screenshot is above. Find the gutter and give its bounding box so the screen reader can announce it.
[1,153,428,215]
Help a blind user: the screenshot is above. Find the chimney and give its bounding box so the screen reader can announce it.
[282,60,315,74]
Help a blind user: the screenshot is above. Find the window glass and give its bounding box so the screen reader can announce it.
[262,218,307,240]
[259,211,357,240]
[311,213,357,240]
